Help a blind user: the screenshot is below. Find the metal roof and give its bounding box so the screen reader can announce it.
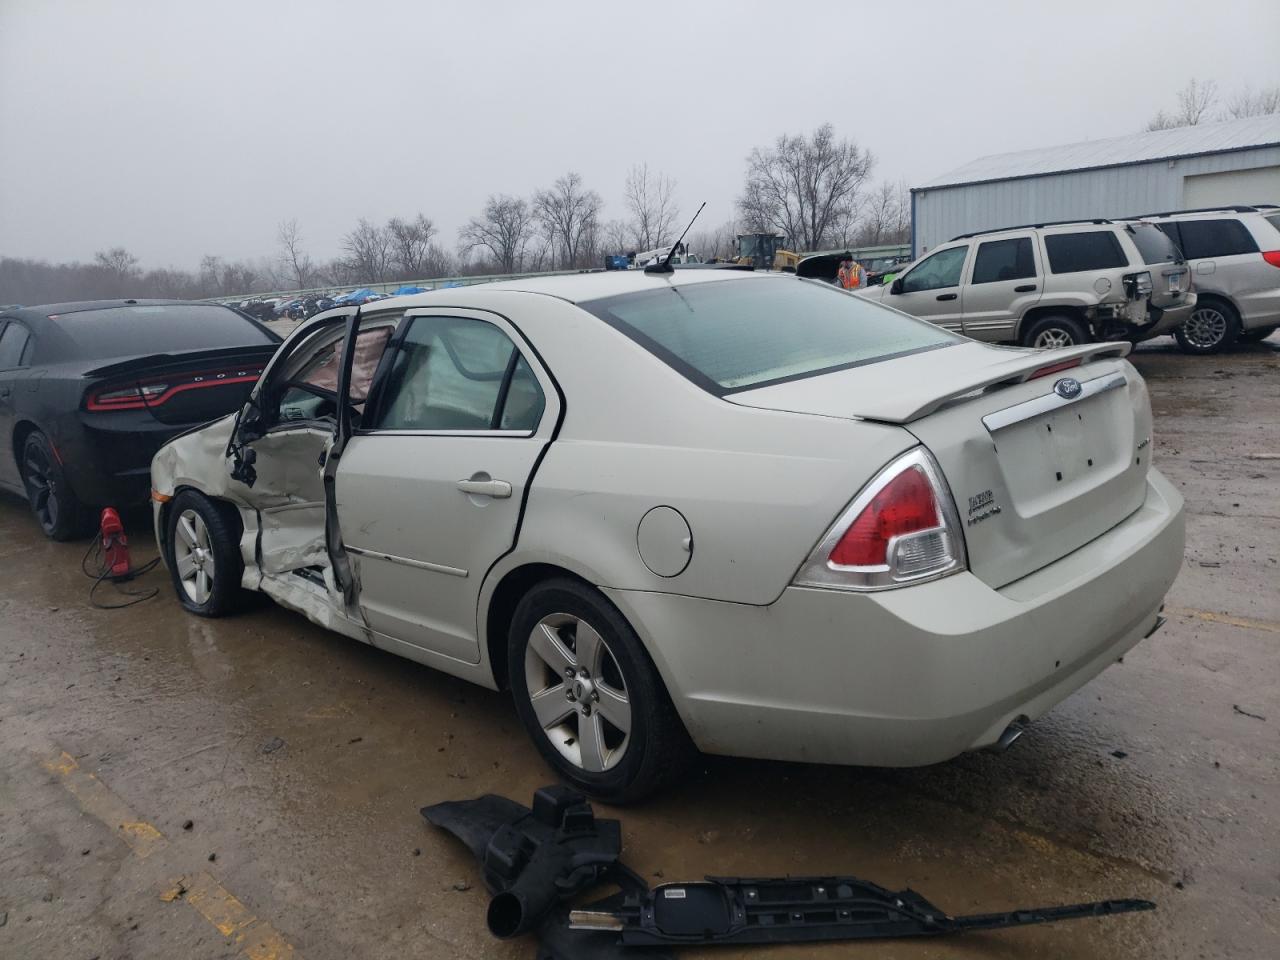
[919,114,1280,191]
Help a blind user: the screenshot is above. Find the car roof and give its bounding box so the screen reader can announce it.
[357,266,770,310]
[3,298,221,321]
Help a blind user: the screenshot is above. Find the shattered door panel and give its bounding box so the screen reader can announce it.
[250,427,330,575]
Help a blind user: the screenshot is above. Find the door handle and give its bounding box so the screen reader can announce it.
[1014,284,1037,292]
[456,477,512,499]
[936,293,958,301]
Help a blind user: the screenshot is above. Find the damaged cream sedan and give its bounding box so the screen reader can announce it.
[152,271,1184,801]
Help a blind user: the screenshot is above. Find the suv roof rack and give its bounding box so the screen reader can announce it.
[950,218,1113,241]
[1124,204,1278,219]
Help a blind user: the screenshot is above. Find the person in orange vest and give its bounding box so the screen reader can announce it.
[836,258,863,290]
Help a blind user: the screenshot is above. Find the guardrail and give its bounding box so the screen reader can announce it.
[206,266,605,305]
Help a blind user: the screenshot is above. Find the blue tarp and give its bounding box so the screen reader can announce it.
[393,285,427,295]
[333,287,377,304]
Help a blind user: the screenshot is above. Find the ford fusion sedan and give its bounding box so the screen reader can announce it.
[150,272,1184,801]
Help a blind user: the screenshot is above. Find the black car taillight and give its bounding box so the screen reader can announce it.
[86,365,263,412]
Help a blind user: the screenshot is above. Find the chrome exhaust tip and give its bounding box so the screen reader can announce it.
[990,716,1029,753]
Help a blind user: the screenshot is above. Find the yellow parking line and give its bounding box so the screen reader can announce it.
[41,752,168,859]
[1168,606,1280,635]
[43,750,299,958]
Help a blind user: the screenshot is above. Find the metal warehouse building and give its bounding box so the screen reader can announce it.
[911,114,1280,256]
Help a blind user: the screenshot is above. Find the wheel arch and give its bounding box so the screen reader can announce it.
[482,561,600,691]
[11,419,41,484]
[1016,303,1090,341]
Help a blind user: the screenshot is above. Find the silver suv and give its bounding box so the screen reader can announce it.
[1131,205,1280,353]
[855,219,1195,348]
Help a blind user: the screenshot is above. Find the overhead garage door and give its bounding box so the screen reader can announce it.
[1182,166,1280,208]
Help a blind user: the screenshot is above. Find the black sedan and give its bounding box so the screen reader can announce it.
[0,300,280,539]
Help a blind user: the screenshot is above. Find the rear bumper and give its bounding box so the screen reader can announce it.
[57,413,197,506]
[1144,294,1196,337]
[606,469,1184,767]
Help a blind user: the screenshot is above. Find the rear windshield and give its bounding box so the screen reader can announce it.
[580,277,957,395]
[51,304,279,356]
[1127,223,1182,265]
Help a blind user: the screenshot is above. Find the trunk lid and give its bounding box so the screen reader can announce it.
[83,344,277,426]
[729,341,1153,588]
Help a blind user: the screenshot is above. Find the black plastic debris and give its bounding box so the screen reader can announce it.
[424,786,1155,956]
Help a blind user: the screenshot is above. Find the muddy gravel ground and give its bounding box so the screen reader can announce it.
[1,337,1277,960]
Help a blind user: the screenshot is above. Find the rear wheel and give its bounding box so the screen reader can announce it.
[1238,324,1277,344]
[1175,299,1241,354]
[508,578,693,803]
[20,431,95,541]
[165,490,248,617]
[1021,314,1090,349]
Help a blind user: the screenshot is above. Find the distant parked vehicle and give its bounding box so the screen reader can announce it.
[1131,205,1280,353]
[856,219,1195,347]
[0,300,279,539]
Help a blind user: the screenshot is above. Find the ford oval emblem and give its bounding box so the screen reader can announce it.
[1054,377,1083,400]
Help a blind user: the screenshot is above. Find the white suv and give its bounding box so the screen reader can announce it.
[856,220,1195,348]
[1132,205,1280,353]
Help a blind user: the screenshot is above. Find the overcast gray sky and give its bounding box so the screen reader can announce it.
[2,0,1278,268]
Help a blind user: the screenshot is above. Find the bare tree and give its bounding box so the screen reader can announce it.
[386,214,437,279]
[93,247,139,279]
[458,194,535,273]
[598,219,635,256]
[533,172,603,270]
[1147,78,1218,131]
[277,219,315,290]
[1223,84,1280,120]
[624,164,679,251]
[342,218,393,283]
[738,124,875,251]
[688,220,739,261]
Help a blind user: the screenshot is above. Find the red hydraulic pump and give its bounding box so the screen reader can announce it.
[99,507,132,580]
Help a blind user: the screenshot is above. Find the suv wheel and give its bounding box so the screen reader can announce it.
[1175,300,1240,354]
[1022,315,1089,348]
[508,578,693,803]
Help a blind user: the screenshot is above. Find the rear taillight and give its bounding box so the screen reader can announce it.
[85,365,263,412]
[1262,251,1280,268]
[793,448,967,591]
[1123,271,1153,299]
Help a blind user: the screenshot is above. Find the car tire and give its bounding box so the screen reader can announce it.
[165,490,248,617]
[20,431,96,541]
[1175,299,1241,354]
[508,577,693,804]
[1021,314,1090,348]
[1238,324,1277,344]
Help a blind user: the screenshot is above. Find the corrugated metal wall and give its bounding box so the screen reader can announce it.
[912,145,1280,255]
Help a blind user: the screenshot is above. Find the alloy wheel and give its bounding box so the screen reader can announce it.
[23,444,59,532]
[523,612,632,773]
[174,508,214,605]
[1033,327,1075,348]
[1183,307,1228,350]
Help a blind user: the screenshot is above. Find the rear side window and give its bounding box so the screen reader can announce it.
[581,277,957,395]
[0,322,30,368]
[1044,232,1129,273]
[51,304,279,357]
[1266,213,1280,236]
[1127,223,1182,265]
[371,315,543,432]
[971,237,1036,284]
[1176,219,1259,259]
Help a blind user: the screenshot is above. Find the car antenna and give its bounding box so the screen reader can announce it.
[645,201,706,275]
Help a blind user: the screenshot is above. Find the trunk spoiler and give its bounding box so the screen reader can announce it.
[83,343,279,381]
[859,342,1131,424]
